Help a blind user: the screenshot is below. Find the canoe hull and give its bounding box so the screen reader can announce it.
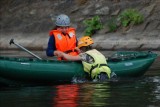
[0,51,157,85]
[109,57,156,77]
[0,59,85,83]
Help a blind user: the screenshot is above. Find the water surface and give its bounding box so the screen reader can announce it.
[0,50,160,107]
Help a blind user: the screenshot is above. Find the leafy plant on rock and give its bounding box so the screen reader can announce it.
[83,16,103,36]
[107,17,118,32]
[118,9,144,27]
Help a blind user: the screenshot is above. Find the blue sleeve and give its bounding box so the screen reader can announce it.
[46,35,56,56]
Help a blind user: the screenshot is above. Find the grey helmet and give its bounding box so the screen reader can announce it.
[55,14,70,26]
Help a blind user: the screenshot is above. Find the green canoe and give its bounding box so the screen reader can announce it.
[0,51,157,85]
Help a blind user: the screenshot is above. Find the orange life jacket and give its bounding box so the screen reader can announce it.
[50,28,78,60]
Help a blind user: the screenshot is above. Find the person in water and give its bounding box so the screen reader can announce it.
[46,14,80,60]
[54,36,112,81]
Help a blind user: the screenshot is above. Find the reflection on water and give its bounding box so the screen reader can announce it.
[0,77,160,107]
[53,84,79,107]
[0,50,160,107]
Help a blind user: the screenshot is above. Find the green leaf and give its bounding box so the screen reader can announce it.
[83,16,103,36]
[118,9,144,27]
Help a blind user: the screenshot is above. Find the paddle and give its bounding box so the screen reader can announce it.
[9,39,42,60]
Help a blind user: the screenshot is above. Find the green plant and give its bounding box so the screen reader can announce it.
[118,9,144,27]
[83,16,103,36]
[107,18,118,32]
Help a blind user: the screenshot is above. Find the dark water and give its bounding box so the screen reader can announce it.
[0,78,160,107]
[0,51,160,107]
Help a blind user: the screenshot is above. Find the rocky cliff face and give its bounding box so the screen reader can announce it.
[0,0,160,50]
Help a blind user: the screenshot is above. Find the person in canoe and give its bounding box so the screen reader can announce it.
[54,36,112,81]
[46,14,80,60]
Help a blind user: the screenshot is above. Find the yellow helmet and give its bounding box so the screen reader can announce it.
[78,36,94,48]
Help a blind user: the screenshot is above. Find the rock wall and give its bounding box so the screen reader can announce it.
[0,0,160,50]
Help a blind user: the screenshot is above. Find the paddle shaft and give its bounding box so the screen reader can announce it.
[10,39,42,60]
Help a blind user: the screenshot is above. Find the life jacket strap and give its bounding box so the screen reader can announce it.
[89,64,108,78]
[64,49,77,54]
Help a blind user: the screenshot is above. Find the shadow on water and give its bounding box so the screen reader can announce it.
[0,50,160,107]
